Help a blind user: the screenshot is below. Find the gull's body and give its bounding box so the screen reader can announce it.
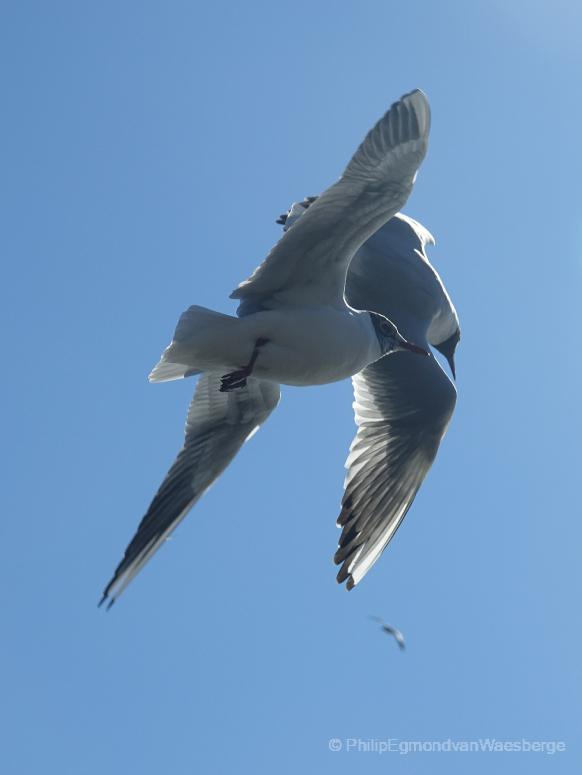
[152,305,384,387]
[100,89,456,608]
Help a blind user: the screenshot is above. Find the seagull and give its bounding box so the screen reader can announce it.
[328,208,459,587]
[369,616,406,650]
[274,199,459,588]
[100,89,440,608]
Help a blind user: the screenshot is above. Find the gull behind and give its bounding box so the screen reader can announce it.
[336,212,459,588]
[276,198,459,589]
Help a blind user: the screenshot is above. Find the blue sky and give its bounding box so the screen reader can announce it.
[2,2,581,773]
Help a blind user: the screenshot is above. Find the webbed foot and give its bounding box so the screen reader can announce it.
[219,337,270,392]
[220,369,249,392]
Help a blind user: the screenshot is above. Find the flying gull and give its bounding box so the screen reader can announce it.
[369,616,406,650]
[100,89,455,607]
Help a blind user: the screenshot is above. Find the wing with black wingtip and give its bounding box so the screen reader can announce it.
[100,374,280,607]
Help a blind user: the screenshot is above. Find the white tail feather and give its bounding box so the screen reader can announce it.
[148,359,200,383]
[148,305,242,382]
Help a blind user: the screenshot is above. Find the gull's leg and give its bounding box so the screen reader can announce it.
[220,338,269,392]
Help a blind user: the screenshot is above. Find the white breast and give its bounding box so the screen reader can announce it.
[244,308,381,387]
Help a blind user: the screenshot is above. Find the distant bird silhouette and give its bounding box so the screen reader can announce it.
[370,616,405,650]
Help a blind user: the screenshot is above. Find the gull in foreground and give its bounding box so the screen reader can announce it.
[369,616,406,650]
[100,89,453,608]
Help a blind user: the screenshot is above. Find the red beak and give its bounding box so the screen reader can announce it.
[400,340,430,357]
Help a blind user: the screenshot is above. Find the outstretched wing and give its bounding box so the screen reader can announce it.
[231,89,430,314]
[100,374,280,607]
[335,353,456,590]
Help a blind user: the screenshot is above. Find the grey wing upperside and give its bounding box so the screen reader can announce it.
[100,374,280,607]
[335,353,456,590]
[345,211,448,337]
[230,89,430,314]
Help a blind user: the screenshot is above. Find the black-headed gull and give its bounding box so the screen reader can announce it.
[100,89,441,607]
[335,211,459,588]
[276,200,459,589]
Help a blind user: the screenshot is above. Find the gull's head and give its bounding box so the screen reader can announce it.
[369,312,430,358]
[434,326,461,380]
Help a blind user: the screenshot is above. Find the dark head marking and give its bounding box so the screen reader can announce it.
[434,327,460,380]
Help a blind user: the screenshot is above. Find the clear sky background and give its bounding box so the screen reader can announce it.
[2,2,581,773]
